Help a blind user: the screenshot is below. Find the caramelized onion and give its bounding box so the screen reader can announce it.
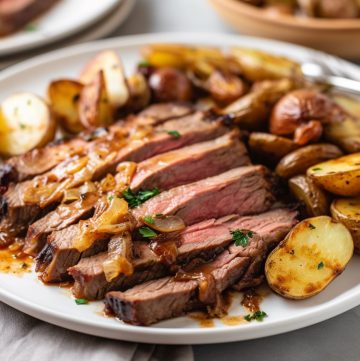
[143,215,186,233]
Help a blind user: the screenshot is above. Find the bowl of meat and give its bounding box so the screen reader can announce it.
[0,33,360,344]
[209,0,360,58]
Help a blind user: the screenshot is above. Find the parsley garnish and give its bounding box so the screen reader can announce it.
[139,226,157,238]
[312,167,322,172]
[138,60,150,68]
[167,130,181,139]
[122,187,160,208]
[108,195,114,202]
[143,215,155,224]
[75,298,88,305]
[309,223,316,230]
[155,213,164,217]
[317,261,325,270]
[231,229,253,247]
[244,310,267,322]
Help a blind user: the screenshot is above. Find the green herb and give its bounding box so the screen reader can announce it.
[138,60,150,67]
[312,167,322,172]
[317,261,325,270]
[139,226,157,238]
[75,298,88,305]
[25,23,37,32]
[167,130,181,139]
[108,195,114,202]
[143,215,155,224]
[231,229,254,247]
[244,310,267,322]
[122,187,160,208]
[155,213,164,218]
[309,223,316,230]
[19,123,26,129]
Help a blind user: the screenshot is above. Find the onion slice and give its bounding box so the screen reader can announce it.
[142,214,186,233]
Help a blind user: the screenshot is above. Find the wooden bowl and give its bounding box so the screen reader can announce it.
[209,0,360,59]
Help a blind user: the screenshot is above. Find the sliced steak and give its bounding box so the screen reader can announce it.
[133,165,273,226]
[1,112,226,234]
[0,0,59,36]
[130,130,249,191]
[69,208,297,300]
[1,103,193,185]
[104,234,266,326]
[23,193,98,256]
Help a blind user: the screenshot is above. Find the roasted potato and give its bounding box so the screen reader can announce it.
[331,198,360,253]
[333,94,360,119]
[222,78,294,130]
[0,93,56,157]
[276,143,343,179]
[80,50,129,108]
[48,79,84,134]
[230,47,302,82]
[79,71,113,129]
[126,73,151,112]
[249,132,299,162]
[289,175,330,216]
[307,153,360,196]
[265,216,354,299]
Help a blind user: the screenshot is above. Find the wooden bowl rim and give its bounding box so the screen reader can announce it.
[210,0,360,30]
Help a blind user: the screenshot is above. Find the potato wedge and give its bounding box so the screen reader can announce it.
[249,132,299,163]
[126,73,151,112]
[307,153,360,196]
[0,93,56,157]
[289,175,330,217]
[230,47,302,82]
[265,216,353,299]
[79,71,113,129]
[48,79,84,134]
[276,143,343,179]
[333,94,360,119]
[331,198,360,254]
[80,50,129,108]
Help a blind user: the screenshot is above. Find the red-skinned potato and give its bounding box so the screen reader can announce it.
[79,71,113,129]
[80,50,129,108]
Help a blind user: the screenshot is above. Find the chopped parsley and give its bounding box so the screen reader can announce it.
[167,130,181,139]
[155,213,164,218]
[312,167,322,172]
[108,195,114,202]
[25,23,37,32]
[317,261,325,270]
[75,298,88,305]
[244,310,267,322]
[122,187,160,208]
[309,223,316,230]
[138,60,150,68]
[231,229,253,247]
[139,226,158,238]
[143,215,155,224]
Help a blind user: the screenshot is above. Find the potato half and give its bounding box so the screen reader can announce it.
[0,93,56,157]
[331,198,360,254]
[307,153,360,196]
[265,216,353,299]
[80,50,129,108]
[48,79,84,134]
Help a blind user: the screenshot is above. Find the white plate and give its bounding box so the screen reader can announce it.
[0,0,136,70]
[1,33,360,345]
[0,0,122,56]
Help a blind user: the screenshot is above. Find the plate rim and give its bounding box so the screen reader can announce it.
[0,32,360,344]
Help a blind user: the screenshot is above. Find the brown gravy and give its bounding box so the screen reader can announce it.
[0,241,33,275]
[241,289,263,313]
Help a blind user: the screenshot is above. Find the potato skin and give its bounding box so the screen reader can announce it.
[249,132,299,163]
[289,175,330,217]
[307,153,360,197]
[276,143,343,179]
[265,216,354,299]
[331,198,360,254]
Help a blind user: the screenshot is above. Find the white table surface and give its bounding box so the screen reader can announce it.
[111,1,360,360]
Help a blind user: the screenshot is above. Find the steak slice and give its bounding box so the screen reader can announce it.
[23,193,98,256]
[130,130,249,191]
[39,165,273,283]
[0,0,59,36]
[1,112,226,233]
[133,165,273,226]
[104,234,266,326]
[1,103,193,185]
[69,208,297,300]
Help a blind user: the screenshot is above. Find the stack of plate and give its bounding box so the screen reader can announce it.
[0,0,136,69]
